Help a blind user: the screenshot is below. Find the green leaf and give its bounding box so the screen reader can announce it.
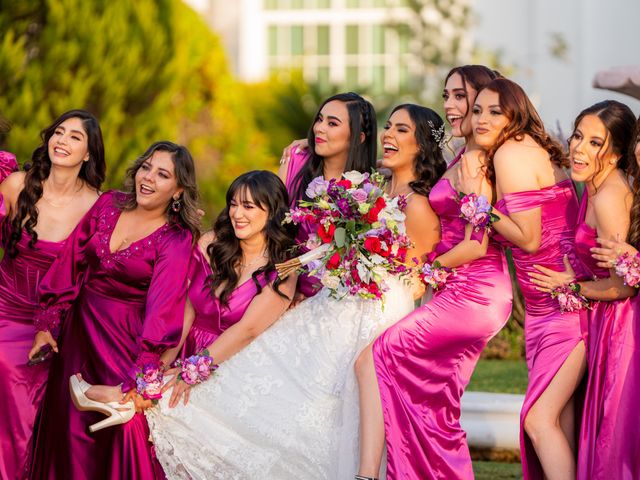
[334,227,346,248]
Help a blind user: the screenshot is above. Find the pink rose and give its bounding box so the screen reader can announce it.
[181,362,200,385]
[196,356,213,380]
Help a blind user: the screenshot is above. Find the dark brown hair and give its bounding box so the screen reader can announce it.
[478,78,567,185]
[7,110,105,257]
[290,92,377,202]
[388,104,447,196]
[619,115,640,246]
[208,170,295,305]
[119,141,201,243]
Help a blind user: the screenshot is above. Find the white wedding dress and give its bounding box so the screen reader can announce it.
[146,277,414,480]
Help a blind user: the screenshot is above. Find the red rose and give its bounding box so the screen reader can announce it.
[396,247,408,261]
[374,197,386,210]
[326,251,341,269]
[365,207,380,223]
[363,236,382,254]
[317,223,336,243]
[336,179,352,189]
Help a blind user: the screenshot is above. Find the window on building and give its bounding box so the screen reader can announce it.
[317,25,330,55]
[372,25,385,54]
[291,25,303,55]
[268,26,278,56]
[346,25,359,54]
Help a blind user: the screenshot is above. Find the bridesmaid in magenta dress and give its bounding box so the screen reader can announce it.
[360,66,512,480]
[533,101,637,479]
[155,171,297,408]
[28,141,200,480]
[0,111,105,480]
[463,78,586,480]
[278,92,377,300]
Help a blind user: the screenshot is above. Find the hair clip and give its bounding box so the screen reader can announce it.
[427,120,448,150]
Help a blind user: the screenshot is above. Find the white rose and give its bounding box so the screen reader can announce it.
[321,272,341,289]
[343,171,366,186]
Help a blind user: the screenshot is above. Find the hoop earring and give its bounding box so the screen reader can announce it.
[171,198,182,212]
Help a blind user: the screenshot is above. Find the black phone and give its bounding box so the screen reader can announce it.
[27,345,53,366]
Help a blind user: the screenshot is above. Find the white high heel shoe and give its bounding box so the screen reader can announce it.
[69,375,136,433]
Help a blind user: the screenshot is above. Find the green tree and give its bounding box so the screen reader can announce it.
[0,0,271,213]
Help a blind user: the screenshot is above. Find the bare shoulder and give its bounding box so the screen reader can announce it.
[0,171,26,196]
[404,192,435,220]
[197,230,215,258]
[593,173,632,209]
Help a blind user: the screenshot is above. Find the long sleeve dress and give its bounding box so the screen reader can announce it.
[29,191,193,480]
[492,179,585,479]
[0,151,48,480]
[574,191,639,479]
[373,165,513,480]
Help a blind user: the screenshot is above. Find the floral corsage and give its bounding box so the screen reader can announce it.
[135,360,164,400]
[550,283,590,313]
[419,261,454,291]
[613,252,640,288]
[459,192,499,232]
[174,349,218,385]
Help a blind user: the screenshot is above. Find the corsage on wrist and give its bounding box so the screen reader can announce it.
[613,252,640,288]
[174,349,218,385]
[458,193,499,232]
[550,283,590,313]
[135,360,164,400]
[419,261,454,291]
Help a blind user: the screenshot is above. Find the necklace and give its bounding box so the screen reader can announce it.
[41,194,78,208]
[239,251,268,269]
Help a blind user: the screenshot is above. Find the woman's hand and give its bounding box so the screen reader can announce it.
[456,155,485,195]
[121,389,154,412]
[280,139,308,165]
[591,236,638,269]
[529,255,576,292]
[159,367,193,408]
[28,330,58,361]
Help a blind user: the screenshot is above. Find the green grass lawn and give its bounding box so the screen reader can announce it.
[473,461,523,479]
[468,359,527,477]
[468,359,528,394]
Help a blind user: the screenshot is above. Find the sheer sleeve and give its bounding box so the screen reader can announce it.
[123,226,194,390]
[0,151,18,183]
[34,192,112,335]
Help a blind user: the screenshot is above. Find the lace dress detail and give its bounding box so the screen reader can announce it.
[147,277,414,479]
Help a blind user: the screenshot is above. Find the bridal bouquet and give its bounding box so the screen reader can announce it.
[279,171,412,301]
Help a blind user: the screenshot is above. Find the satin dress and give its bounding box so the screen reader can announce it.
[29,191,193,480]
[574,192,639,479]
[493,179,584,479]
[0,151,46,480]
[178,246,275,358]
[284,148,321,297]
[373,171,513,479]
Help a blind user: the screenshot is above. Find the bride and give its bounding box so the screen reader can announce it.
[147,98,444,479]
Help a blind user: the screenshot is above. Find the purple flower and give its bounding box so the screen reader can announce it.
[305,176,330,198]
[336,197,351,216]
[351,188,368,203]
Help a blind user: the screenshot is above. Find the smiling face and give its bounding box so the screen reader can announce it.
[380,108,419,173]
[47,117,90,168]
[312,100,351,160]
[134,150,183,211]
[471,89,510,149]
[569,114,619,184]
[229,187,269,242]
[443,72,477,139]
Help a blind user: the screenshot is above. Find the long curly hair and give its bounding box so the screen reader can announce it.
[612,113,640,246]
[290,92,377,202]
[208,171,295,306]
[478,78,567,186]
[6,110,105,257]
[119,141,201,243]
[389,104,447,197]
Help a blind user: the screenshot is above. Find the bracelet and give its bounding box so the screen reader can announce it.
[135,360,164,400]
[458,192,499,233]
[550,283,589,313]
[613,252,640,288]
[174,349,218,385]
[419,261,455,291]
